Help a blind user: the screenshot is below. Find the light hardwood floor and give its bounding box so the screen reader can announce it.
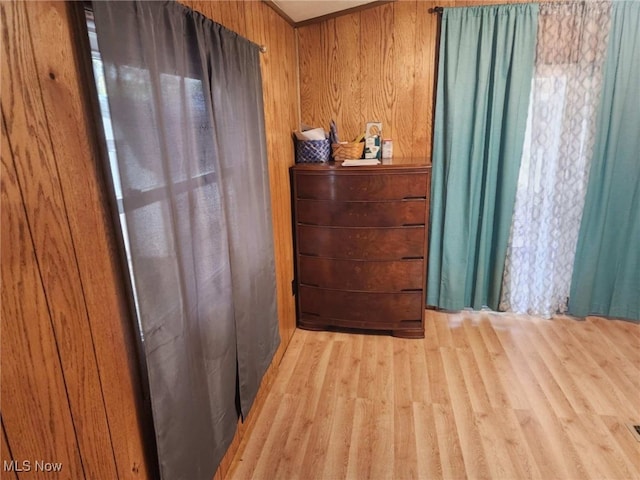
[227,310,640,479]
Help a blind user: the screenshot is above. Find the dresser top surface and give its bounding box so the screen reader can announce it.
[292,159,431,174]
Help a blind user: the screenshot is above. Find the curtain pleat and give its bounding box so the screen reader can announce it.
[569,1,640,321]
[427,4,538,310]
[92,2,280,478]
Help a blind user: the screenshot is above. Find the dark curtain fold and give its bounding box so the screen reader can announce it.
[569,1,640,321]
[427,4,539,310]
[92,1,280,478]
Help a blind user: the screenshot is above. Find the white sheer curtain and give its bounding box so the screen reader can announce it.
[500,2,612,317]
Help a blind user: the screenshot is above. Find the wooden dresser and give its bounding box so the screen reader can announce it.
[291,162,431,338]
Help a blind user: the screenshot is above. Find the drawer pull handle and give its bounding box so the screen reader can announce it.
[300,252,319,257]
[402,223,425,227]
[403,196,426,200]
[302,311,321,317]
[401,256,423,260]
[401,288,422,292]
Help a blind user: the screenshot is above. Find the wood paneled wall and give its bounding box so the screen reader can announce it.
[298,0,439,161]
[297,0,532,162]
[1,2,150,478]
[2,1,298,480]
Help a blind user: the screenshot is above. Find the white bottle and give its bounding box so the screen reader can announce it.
[382,139,393,159]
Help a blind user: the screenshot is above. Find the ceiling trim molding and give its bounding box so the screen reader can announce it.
[262,0,297,27]
[262,0,396,28]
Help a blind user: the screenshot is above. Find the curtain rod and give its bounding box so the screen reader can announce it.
[428,6,443,14]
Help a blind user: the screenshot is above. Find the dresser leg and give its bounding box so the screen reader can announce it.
[297,321,327,332]
[391,329,425,339]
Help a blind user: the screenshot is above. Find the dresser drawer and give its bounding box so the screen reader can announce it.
[299,256,423,292]
[297,225,425,260]
[296,199,426,227]
[298,286,423,323]
[295,173,428,201]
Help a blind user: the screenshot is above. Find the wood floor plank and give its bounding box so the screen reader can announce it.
[335,333,363,399]
[300,341,344,478]
[425,345,450,406]
[601,416,640,477]
[271,329,306,395]
[356,334,378,400]
[243,393,298,480]
[462,319,511,409]
[393,402,419,479]
[440,347,491,479]
[413,402,443,479]
[408,338,431,404]
[516,322,584,419]
[474,409,523,480]
[538,319,623,417]
[433,403,467,480]
[560,414,629,480]
[319,396,356,480]
[491,408,542,480]
[456,347,492,414]
[477,317,532,410]
[514,409,571,480]
[227,391,287,479]
[564,319,640,420]
[228,313,640,479]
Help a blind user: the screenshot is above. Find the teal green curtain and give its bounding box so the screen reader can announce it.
[427,4,538,310]
[569,1,640,321]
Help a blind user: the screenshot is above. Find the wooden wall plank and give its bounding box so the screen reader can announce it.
[321,19,340,136]
[379,2,395,147]
[262,3,298,346]
[191,0,246,35]
[298,0,448,163]
[392,1,417,159]
[25,3,152,478]
[1,423,17,480]
[412,1,441,159]
[1,112,85,479]
[298,22,323,129]
[1,2,118,478]
[359,4,392,142]
[335,13,362,142]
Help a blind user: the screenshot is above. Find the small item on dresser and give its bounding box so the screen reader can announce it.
[364,135,381,159]
[332,141,364,161]
[382,138,393,159]
[329,119,339,145]
[342,159,380,166]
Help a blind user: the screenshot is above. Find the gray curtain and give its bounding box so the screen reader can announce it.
[92,2,280,479]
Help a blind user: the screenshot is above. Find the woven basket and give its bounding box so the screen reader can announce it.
[332,142,364,161]
[295,138,331,163]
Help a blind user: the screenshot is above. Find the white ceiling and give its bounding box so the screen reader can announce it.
[270,0,378,24]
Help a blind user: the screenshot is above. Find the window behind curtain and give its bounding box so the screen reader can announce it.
[500,2,612,317]
[87,2,280,478]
